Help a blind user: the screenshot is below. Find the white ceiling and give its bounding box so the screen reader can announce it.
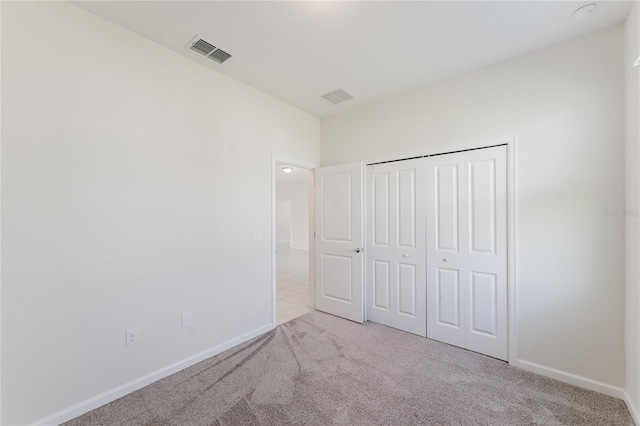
[73,1,633,118]
[275,164,310,184]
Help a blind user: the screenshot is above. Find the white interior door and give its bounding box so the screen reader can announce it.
[426,145,508,360]
[366,159,427,336]
[315,162,364,323]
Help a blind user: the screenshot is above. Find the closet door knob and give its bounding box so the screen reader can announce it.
[443,258,450,262]
[403,254,410,258]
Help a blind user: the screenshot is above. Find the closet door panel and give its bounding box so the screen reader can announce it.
[366,159,426,336]
[426,146,507,360]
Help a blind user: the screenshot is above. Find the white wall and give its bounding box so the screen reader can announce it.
[625,1,640,420]
[1,2,319,425]
[276,180,310,250]
[276,200,292,243]
[322,26,626,390]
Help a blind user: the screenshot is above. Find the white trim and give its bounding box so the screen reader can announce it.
[362,161,368,322]
[625,391,640,425]
[271,157,277,327]
[358,160,366,323]
[506,138,518,364]
[33,323,273,426]
[512,358,625,399]
[0,2,4,422]
[308,170,316,308]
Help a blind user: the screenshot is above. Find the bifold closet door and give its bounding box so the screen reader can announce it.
[426,145,508,360]
[366,159,427,336]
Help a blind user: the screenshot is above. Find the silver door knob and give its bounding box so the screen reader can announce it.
[443,258,450,262]
[403,254,409,258]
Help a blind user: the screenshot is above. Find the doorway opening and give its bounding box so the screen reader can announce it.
[275,162,313,325]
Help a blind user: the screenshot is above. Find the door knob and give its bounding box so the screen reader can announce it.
[354,248,362,253]
[403,254,410,258]
[443,258,450,262]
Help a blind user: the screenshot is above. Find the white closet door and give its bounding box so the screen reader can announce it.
[366,159,427,336]
[315,162,364,323]
[426,145,508,360]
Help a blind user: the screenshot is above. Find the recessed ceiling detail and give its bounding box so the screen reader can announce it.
[321,88,355,106]
[187,36,232,64]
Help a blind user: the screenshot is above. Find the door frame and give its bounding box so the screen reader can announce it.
[271,155,317,328]
[362,137,518,364]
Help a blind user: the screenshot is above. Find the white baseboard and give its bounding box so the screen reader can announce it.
[625,391,640,425]
[34,323,275,426]
[32,337,633,425]
[511,358,625,399]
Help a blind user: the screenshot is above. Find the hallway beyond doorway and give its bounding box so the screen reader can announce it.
[276,246,312,324]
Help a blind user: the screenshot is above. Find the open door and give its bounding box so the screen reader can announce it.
[314,162,364,323]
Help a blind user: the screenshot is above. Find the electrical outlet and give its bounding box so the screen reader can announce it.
[126,327,139,347]
[182,312,192,328]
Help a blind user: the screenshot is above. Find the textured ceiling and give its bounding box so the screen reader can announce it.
[73,1,633,117]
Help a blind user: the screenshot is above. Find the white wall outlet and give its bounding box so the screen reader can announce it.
[181,312,192,328]
[252,230,262,242]
[126,327,139,347]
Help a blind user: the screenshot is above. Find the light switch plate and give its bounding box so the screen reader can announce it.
[252,230,262,242]
[182,312,192,328]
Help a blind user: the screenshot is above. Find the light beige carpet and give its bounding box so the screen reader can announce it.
[66,311,633,425]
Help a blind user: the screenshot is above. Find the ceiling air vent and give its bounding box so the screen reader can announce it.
[209,48,232,64]
[321,88,355,105]
[187,36,232,64]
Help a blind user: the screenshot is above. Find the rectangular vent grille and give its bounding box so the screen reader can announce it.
[209,49,232,64]
[321,88,355,105]
[188,37,232,64]
[190,39,215,56]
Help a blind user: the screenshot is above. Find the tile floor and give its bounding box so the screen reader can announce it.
[276,246,313,325]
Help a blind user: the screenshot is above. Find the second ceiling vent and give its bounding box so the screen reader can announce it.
[321,88,355,105]
[188,36,232,64]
